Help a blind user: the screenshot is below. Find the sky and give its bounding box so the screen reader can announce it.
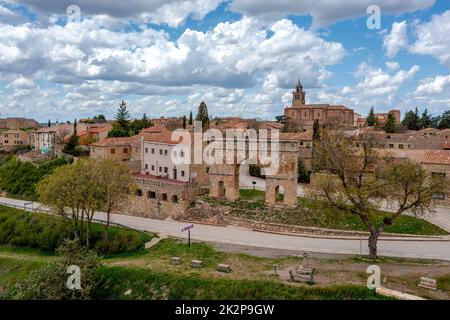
[0,0,449,122]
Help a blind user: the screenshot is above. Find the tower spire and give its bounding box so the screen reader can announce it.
[293,79,305,106]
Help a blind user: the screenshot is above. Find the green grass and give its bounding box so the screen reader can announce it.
[0,204,152,256]
[94,266,387,300]
[207,189,448,236]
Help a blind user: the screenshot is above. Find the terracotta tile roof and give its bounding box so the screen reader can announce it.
[142,132,193,145]
[89,126,111,133]
[90,135,141,147]
[141,125,170,133]
[279,130,313,141]
[421,150,450,165]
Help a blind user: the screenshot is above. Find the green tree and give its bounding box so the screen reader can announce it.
[15,239,100,300]
[311,123,444,260]
[402,108,420,130]
[37,159,105,247]
[48,120,51,127]
[93,114,107,123]
[275,115,286,123]
[313,119,320,141]
[115,100,130,131]
[63,119,79,156]
[366,107,376,126]
[420,109,432,129]
[438,110,450,129]
[195,101,210,129]
[188,111,193,125]
[95,160,136,244]
[182,115,187,129]
[383,113,396,133]
[297,159,311,183]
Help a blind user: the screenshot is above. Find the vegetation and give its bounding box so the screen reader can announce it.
[195,101,210,130]
[15,240,100,300]
[37,159,137,248]
[0,156,70,200]
[109,101,152,137]
[402,108,449,130]
[312,123,445,259]
[366,107,376,127]
[95,267,383,300]
[297,159,311,183]
[225,190,448,236]
[0,204,151,255]
[62,119,79,156]
[383,112,397,133]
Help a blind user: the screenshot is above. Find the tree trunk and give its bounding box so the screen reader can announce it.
[368,230,380,260]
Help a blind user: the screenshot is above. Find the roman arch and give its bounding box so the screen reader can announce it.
[208,133,299,207]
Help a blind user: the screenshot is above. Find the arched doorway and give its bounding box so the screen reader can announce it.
[218,181,225,197]
[275,185,284,204]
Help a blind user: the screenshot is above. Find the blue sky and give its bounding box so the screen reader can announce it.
[0,0,449,122]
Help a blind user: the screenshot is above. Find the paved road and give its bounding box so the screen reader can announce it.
[1,196,450,261]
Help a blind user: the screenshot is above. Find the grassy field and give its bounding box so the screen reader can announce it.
[206,189,448,236]
[0,204,152,255]
[1,239,449,300]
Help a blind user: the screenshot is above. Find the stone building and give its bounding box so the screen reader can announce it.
[128,132,208,218]
[89,135,141,172]
[0,129,32,150]
[284,81,354,129]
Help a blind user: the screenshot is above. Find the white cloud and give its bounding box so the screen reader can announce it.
[411,10,450,68]
[383,21,408,58]
[230,0,435,28]
[414,74,450,95]
[9,0,222,27]
[386,61,400,71]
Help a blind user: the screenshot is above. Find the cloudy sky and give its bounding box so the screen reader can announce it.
[0,0,449,122]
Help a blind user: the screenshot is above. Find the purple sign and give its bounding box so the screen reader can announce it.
[181,224,194,232]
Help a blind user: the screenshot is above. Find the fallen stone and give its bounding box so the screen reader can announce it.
[170,257,181,265]
[124,289,132,296]
[217,264,231,273]
[191,260,203,268]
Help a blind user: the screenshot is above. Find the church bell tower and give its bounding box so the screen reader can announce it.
[292,80,305,107]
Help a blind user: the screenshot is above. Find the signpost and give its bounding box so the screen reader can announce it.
[181,224,194,247]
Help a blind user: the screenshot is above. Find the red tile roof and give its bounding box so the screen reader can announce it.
[143,132,194,145]
[90,135,141,147]
[141,125,170,133]
[421,150,450,165]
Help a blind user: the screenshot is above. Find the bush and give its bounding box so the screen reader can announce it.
[0,205,151,255]
[0,156,69,199]
[15,239,100,300]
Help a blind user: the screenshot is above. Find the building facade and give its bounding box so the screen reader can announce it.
[284,81,354,129]
[0,130,32,150]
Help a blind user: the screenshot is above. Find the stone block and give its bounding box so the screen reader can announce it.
[418,277,437,290]
[217,263,231,273]
[170,257,181,265]
[191,259,203,268]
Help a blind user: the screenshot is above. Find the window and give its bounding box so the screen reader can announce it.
[151,165,155,171]
[145,148,148,153]
[389,144,394,149]
[181,171,185,177]
[398,144,404,149]
[432,172,446,179]
[145,164,148,169]
[151,148,155,154]
[172,195,178,203]
[111,148,116,154]
[164,150,168,156]
[159,167,162,172]
[159,149,162,155]
[180,151,185,158]
[164,167,168,173]
[123,148,128,153]
[162,193,167,201]
[148,191,156,199]
[136,189,143,197]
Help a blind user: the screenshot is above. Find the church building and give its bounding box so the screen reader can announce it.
[284,80,355,129]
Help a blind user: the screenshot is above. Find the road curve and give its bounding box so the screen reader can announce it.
[1,197,450,261]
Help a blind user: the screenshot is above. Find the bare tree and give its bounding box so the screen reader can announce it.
[310,123,444,259]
